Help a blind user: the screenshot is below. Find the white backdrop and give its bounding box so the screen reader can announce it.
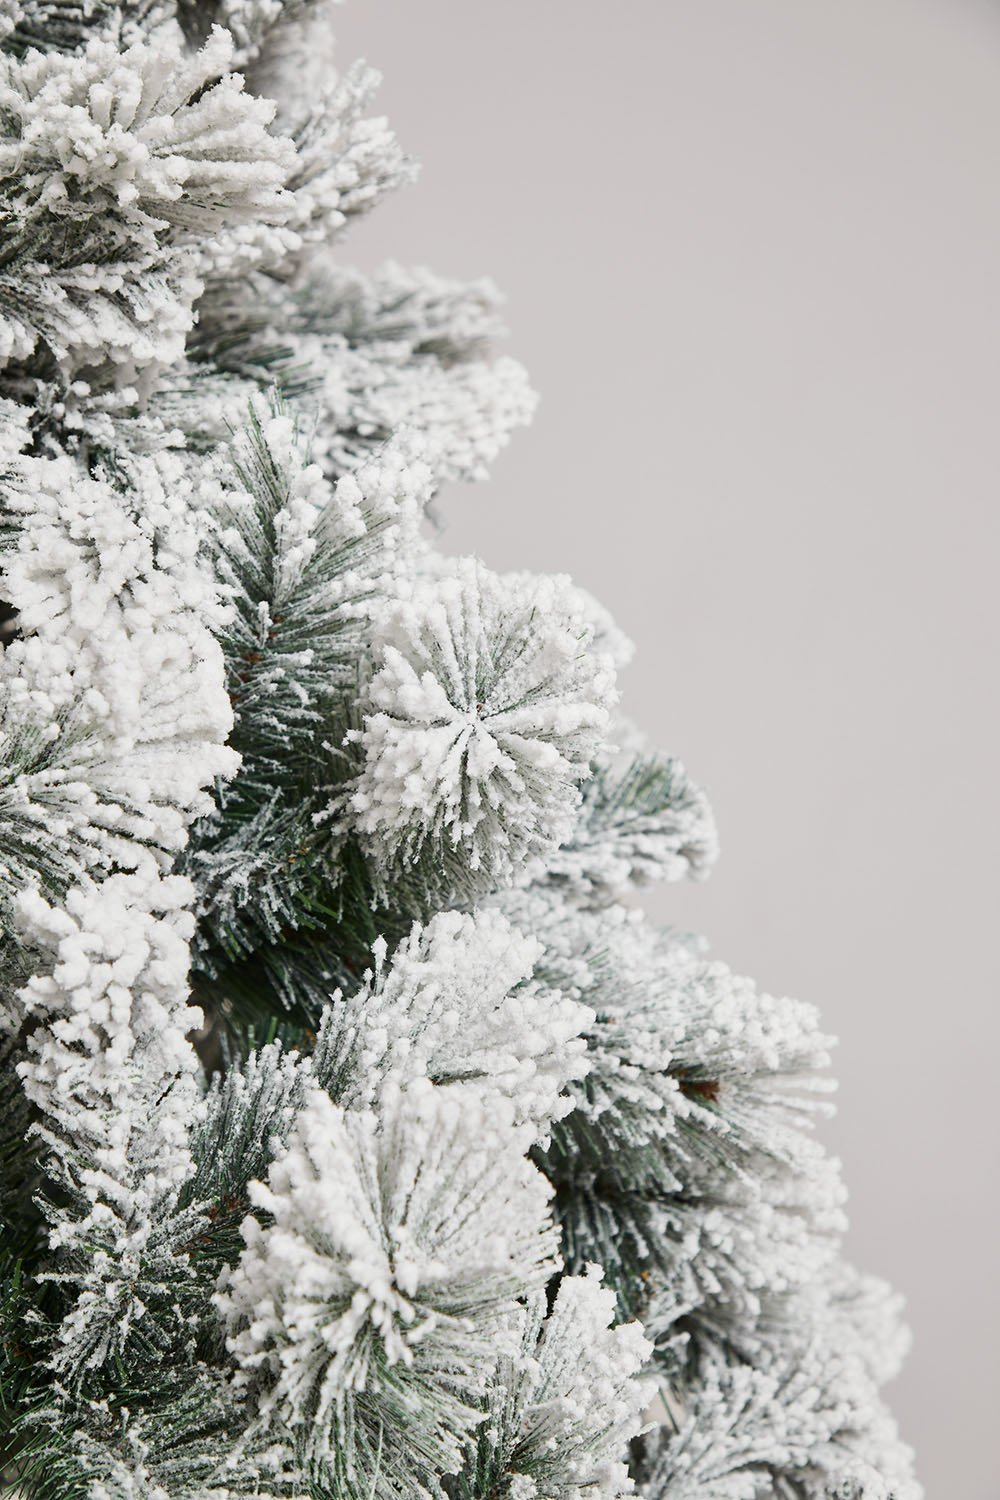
[335,3,1000,1494]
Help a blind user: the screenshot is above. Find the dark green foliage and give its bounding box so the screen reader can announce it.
[1,0,121,57]
[0,1029,308,1498]
[180,405,389,1005]
[0,1038,43,1263]
[0,710,103,935]
[545,1170,674,1327]
[180,406,468,1028]
[180,1032,309,1292]
[2,1359,297,1500]
[208,407,364,782]
[188,830,447,1034]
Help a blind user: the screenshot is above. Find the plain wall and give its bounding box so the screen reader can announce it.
[333,3,1000,1494]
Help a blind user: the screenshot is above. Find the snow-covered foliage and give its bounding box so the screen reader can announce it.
[0,442,235,941]
[14,870,204,1373]
[347,557,618,895]
[183,413,430,973]
[313,906,592,1137]
[191,263,536,484]
[530,739,719,897]
[268,57,411,245]
[217,1083,558,1497]
[453,1267,654,1500]
[0,24,296,379]
[635,1270,918,1499]
[497,890,844,1338]
[0,4,919,1500]
[205,408,425,782]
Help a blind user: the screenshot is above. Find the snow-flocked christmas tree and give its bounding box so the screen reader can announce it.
[0,3,920,1497]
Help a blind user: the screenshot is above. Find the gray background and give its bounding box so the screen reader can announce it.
[335,3,1000,1494]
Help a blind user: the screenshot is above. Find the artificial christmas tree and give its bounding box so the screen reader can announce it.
[0,4,920,1497]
